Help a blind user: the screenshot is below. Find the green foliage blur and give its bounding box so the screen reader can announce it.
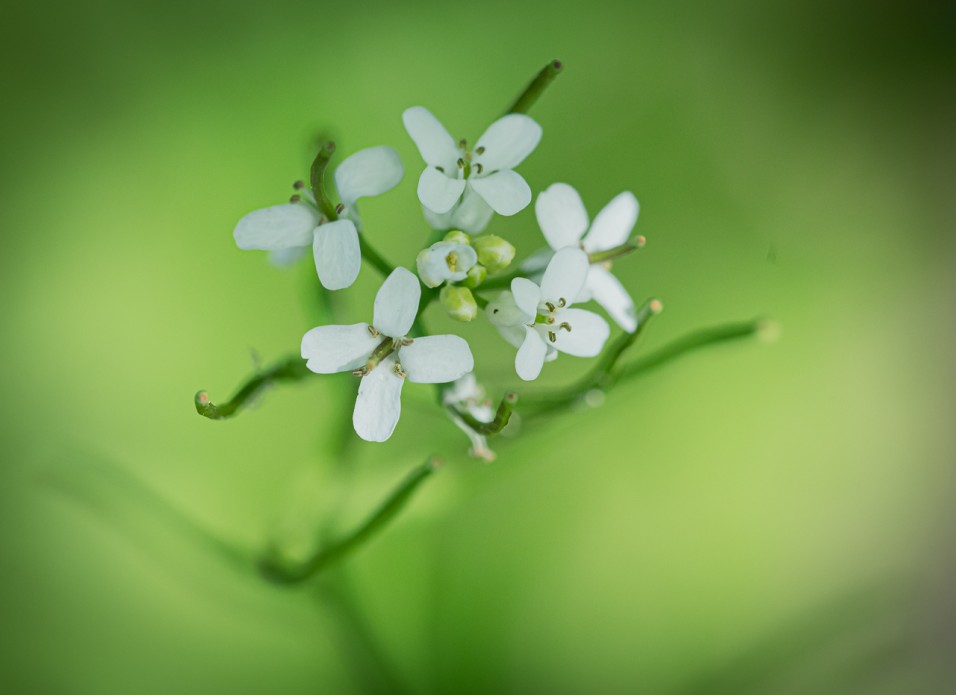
[1,0,954,692]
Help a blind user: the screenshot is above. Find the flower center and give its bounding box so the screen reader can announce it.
[532,298,572,343]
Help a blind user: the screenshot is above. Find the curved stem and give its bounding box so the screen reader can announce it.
[506,59,564,115]
[359,234,394,277]
[195,355,310,420]
[521,316,763,415]
[260,456,442,584]
[453,392,518,435]
[618,319,764,384]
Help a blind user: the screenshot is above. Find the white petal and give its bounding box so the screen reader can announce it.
[473,114,542,171]
[418,167,466,214]
[511,277,542,320]
[334,146,404,207]
[515,327,547,381]
[313,219,360,290]
[535,183,589,250]
[519,247,553,277]
[269,245,309,267]
[550,308,610,357]
[450,185,495,233]
[402,106,460,171]
[401,335,474,384]
[486,291,528,328]
[540,247,590,304]
[582,192,639,252]
[301,323,378,374]
[468,171,531,216]
[416,242,478,288]
[373,267,421,338]
[353,354,405,442]
[587,266,637,332]
[495,323,527,349]
[234,203,318,250]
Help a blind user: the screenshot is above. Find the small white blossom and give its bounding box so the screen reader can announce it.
[487,248,610,381]
[416,241,478,288]
[443,374,497,461]
[403,106,542,233]
[535,183,640,332]
[301,267,474,442]
[233,146,403,290]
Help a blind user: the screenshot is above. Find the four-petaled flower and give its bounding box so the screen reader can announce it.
[403,106,542,234]
[234,146,403,290]
[488,248,610,381]
[416,241,478,288]
[301,267,474,442]
[534,183,641,332]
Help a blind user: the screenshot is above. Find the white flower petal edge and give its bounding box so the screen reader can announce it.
[511,278,542,321]
[418,167,466,214]
[473,114,543,171]
[587,265,637,333]
[373,267,421,339]
[402,106,460,172]
[423,186,494,234]
[540,247,590,304]
[234,203,319,250]
[313,219,361,290]
[334,146,404,208]
[535,183,588,250]
[515,327,547,381]
[468,170,532,216]
[550,308,610,357]
[583,191,639,252]
[353,354,405,443]
[401,335,474,383]
[301,323,379,374]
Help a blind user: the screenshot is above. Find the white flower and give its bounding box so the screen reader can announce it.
[416,241,478,288]
[443,374,496,461]
[233,146,403,290]
[403,106,542,234]
[535,183,640,332]
[487,248,610,381]
[301,267,474,442]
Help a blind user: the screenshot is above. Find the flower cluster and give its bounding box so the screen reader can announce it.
[230,69,650,448]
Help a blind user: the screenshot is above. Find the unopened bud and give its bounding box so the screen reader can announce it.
[440,285,478,322]
[473,235,515,273]
[460,264,487,288]
[443,230,471,246]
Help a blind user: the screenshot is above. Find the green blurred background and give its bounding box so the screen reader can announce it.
[2,0,954,692]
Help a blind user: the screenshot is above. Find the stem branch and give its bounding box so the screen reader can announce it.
[260,457,441,583]
[195,355,310,420]
[506,59,564,115]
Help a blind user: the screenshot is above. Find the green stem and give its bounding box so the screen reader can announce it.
[310,140,396,278]
[453,392,518,435]
[617,319,764,384]
[522,316,764,414]
[195,355,311,420]
[310,140,338,219]
[588,238,643,264]
[260,457,441,584]
[586,299,663,390]
[359,234,394,277]
[506,59,564,115]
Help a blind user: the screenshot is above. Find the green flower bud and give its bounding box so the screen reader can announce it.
[440,285,478,322]
[460,264,487,289]
[473,235,516,273]
[443,230,471,246]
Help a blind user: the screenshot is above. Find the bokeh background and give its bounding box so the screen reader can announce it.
[2,0,954,692]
